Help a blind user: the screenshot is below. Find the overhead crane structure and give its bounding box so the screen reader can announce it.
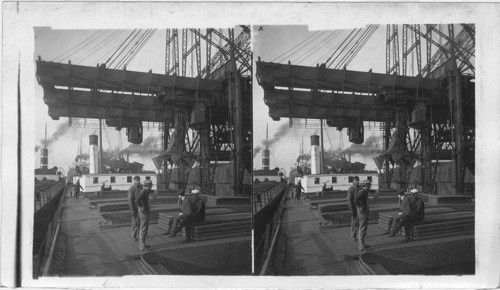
[256,24,474,195]
[37,26,252,196]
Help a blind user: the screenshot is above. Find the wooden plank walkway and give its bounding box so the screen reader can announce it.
[60,192,202,276]
[281,196,474,275]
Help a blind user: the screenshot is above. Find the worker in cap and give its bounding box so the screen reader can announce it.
[135,179,153,252]
[128,176,143,242]
[353,179,372,251]
[388,188,425,242]
[385,190,412,235]
[169,188,205,242]
[346,176,361,243]
[409,188,425,222]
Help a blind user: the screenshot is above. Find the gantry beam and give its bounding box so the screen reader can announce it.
[36,59,220,121]
[256,61,442,122]
[36,60,219,95]
[256,61,440,94]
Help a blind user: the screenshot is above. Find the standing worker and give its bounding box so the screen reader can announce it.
[127,176,142,242]
[295,180,305,201]
[74,179,83,200]
[135,179,153,252]
[353,179,371,252]
[346,176,360,243]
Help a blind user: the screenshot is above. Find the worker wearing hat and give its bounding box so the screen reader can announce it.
[171,189,206,241]
[127,175,143,242]
[346,176,361,243]
[388,188,425,242]
[353,179,371,251]
[386,190,412,236]
[135,179,153,252]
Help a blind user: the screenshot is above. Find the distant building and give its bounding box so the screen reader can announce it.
[254,168,281,182]
[35,168,60,181]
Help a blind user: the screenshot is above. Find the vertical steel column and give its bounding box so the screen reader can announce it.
[448,24,464,195]
[162,122,170,189]
[181,29,188,77]
[99,119,103,174]
[421,123,433,194]
[320,119,324,174]
[165,29,170,74]
[200,124,211,195]
[383,122,391,189]
[229,28,243,196]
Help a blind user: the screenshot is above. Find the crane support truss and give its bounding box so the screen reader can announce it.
[257,49,474,195]
[37,26,252,197]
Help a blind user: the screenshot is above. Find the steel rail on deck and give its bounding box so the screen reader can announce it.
[258,183,288,275]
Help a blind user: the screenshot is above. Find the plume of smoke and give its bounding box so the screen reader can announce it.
[342,135,382,157]
[40,123,70,146]
[253,123,290,158]
[120,134,162,157]
[253,146,263,158]
[35,145,41,152]
[263,123,290,148]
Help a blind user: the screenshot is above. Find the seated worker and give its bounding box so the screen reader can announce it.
[387,189,412,238]
[100,182,112,194]
[168,189,206,241]
[388,189,425,242]
[165,191,189,235]
[383,190,407,234]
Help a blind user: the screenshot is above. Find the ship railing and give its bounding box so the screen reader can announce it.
[34,181,64,211]
[253,183,286,212]
[32,181,67,278]
[254,182,288,275]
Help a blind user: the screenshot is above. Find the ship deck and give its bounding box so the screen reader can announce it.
[281,195,475,275]
[59,191,233,276]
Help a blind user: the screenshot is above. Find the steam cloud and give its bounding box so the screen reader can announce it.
[40,123,70,147]
[121,135,162,157]
[341,135,383,157]
[253,123,290,157]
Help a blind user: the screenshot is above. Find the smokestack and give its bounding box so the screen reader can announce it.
[263,124,270,170]
[89,135,99,174]
[262,149,270,170]
[40,148,48,169]
[310,135,320,174]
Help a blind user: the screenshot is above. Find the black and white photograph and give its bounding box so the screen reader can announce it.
[1,2,500,289]
[31,26,252,277]
[253,24,476,275]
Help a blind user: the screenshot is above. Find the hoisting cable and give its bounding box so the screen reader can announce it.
[113,29,151,69]
[341,25,379,69]
[295,30,340,65]
[74,30,122,65]
[110,29,145,69]
[335,25,379,70]
[287,31,329,64]
[323,29,358,68]
[105,29,139,67]
[275,31,327,63]
[123,29,157,69]
[309,30,341,65]
[271,31,321,63]
[327,28,363,68]
[51,30,104,62]
[85,30,126,66]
